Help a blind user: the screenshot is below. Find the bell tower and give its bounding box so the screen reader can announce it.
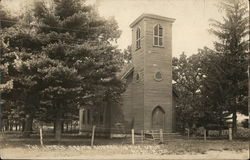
[130,14,175,132]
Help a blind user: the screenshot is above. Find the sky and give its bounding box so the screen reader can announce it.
[95,0,222,57]
[2,0,235,57]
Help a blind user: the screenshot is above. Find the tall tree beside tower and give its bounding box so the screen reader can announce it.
[209,0,249,135]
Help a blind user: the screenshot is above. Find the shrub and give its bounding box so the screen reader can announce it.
[241,119,249,128]
[235,127,250,139]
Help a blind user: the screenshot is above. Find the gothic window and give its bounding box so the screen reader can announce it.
[136,73,140,81]
[153,24,163,47]
[136,27,141,49]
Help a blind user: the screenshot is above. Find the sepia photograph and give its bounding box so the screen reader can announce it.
[0,0,249,159]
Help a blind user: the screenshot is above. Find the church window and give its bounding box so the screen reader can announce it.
[136,73,140,81]
[136,27,141,49]
[153,24,163,47]
[154,71,163,81]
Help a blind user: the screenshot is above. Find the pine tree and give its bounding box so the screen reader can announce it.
[209,0,249,135]
[32,0,123,140]
[1,0,124,140]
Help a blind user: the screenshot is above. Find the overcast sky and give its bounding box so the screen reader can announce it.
[2,0,234,57]
[96,0,222,57]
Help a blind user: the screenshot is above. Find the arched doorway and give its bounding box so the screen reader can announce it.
[152,106,165,130]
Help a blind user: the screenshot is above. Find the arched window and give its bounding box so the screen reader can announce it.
[136,73,140,81]
[153,24,163,47]
[136,27,141,49]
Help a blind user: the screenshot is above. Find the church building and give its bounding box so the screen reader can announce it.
[79,14,177,135]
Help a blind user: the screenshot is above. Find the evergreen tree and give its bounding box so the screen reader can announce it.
[32,0,123,140]
[1,0,124,140]
[209,0,249,135]
[198,47,232,132]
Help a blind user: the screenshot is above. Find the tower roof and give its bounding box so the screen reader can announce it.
[129,13,175,28]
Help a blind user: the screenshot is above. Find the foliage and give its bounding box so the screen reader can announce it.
[172,52,204,129]
[123,45,132,64]
[240,119,249,128]
[208,0,249,134]
[0,0,124,139]
[173,0,249,133]
[0,4,17,28]
[235,127,250,139]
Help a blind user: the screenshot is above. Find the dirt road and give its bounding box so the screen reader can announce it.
[0,147,248,159]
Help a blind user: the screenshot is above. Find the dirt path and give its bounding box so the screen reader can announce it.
[0,148,248,159]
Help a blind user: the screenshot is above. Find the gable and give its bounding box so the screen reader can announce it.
[118,63,134,80]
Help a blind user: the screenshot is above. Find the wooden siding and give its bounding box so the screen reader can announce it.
[110,14,176,134]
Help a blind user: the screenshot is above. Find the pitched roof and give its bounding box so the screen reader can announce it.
[117,63,134,80]
[118,63,178,98]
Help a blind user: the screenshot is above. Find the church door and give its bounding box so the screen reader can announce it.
[152,106,165,130]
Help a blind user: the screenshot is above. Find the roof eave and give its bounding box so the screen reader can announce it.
[129,13,176,28]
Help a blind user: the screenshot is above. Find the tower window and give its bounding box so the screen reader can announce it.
[153,24,163,47]
[136,27,141,50]
[136,73,140,81]
[154,71,163,81]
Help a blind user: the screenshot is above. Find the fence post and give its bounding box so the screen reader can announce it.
[229,127,232,141]
[204,129,206,141]
[160,129,163,143]
[131,129,135,145]
[91,125,96,148]
[39,126,44,147]
[141,130,144,143]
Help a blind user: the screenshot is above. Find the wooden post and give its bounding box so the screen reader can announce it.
[39,126,44,146]
[229,127,232,141]
[141,130,144,143]
[79,109,83,134]
[160,129,163,143]
[204,129,206,141]
[131,129,135,145]
[91,125,96,147]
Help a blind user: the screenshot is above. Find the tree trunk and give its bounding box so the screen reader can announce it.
[19,122,21,131]
[23,114,33,137]
[232,110,237,137]
[70,122,73,131]
[5,120,9,131]
[66,123,69,132]
[53,122,56,133]
[55,109,63,141]
[61,122,64,133]
[22,120,25,132]
[10,121,13,131]
[219,111,223,136]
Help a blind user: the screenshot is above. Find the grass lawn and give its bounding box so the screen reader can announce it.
[0,133,249,159]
